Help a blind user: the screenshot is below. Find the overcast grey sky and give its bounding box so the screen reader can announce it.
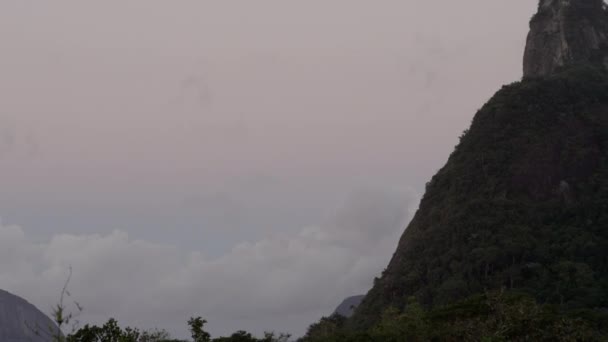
[0,0,535,338]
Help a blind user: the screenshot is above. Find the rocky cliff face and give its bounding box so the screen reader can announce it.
[0,289,58,342]
[523,0,608,77]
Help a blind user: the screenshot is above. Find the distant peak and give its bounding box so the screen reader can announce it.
[333,295,365,318]
[523,0,608,77]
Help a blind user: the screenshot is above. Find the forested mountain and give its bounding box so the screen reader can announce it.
[301,1,608,340]
[352,0,608,327]
[352,55,608,329]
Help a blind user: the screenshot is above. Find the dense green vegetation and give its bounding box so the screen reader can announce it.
[349,65,608,331]
[300,291,607,341]
[46,291,608,341]
[39,277,291,342]
[59,316,289,342]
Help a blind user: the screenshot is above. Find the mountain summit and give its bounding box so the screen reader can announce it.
[524,0,608,77]
[349,0,608,329]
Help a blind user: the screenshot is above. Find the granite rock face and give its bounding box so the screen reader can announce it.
[523,0,608,77]
[0,289,58,342]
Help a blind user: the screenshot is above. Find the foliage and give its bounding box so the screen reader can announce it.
[66,317,289,342]
[66,319,142,342]
[300,291,608,341]
[297,314,348,342]
[350,65,608,329]
[138,329,173,342]
[188,317,211,342]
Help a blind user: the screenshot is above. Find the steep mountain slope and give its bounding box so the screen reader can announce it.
[0,289,58,342]
[351,0,608,329]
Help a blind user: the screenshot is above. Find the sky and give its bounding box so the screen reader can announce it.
[0,0,536,338]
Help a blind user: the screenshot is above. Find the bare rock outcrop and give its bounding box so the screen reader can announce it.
[523,0,608,77]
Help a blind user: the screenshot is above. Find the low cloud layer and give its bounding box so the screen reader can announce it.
[1,189,417,338]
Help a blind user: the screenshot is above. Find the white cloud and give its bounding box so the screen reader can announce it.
[1,188,418,338]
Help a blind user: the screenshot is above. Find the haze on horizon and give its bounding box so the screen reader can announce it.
[0,0,535,338]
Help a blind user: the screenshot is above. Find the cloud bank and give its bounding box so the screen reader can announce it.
[1,189,417,338]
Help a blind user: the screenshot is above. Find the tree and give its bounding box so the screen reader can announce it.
[67,318,141,342]
[188,317,211,342]
[138,329,174,342]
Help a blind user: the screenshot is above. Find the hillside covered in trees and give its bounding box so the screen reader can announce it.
[300,64,608,341]
[302,0,608,340]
